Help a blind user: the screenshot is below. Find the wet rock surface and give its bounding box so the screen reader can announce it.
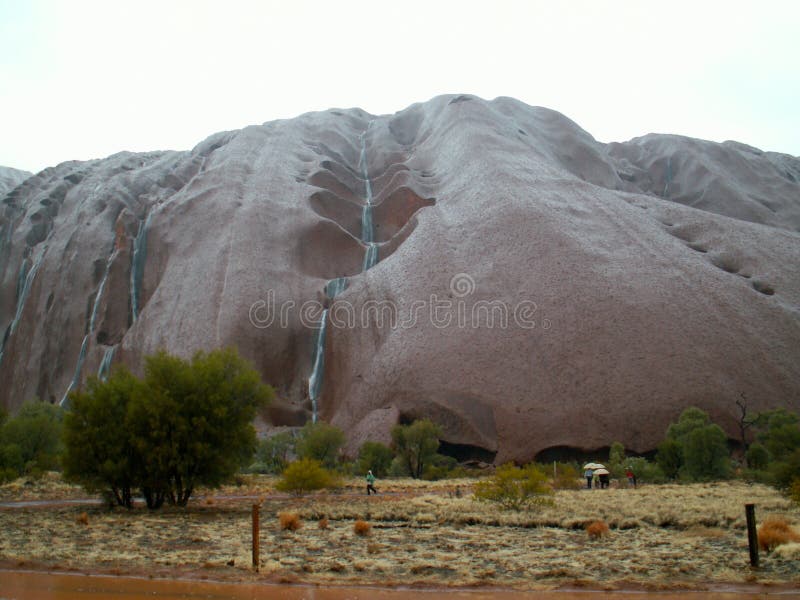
[1,95,799,462]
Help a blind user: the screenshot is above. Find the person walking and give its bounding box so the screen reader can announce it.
[584,467,594,489]
[366,470,377,495]
[626,467,637,488]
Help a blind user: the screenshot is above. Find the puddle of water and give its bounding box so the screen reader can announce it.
[2,572,799,600]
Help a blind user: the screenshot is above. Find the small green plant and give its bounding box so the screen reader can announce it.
[473,463,554,510]
[275,458,337,495]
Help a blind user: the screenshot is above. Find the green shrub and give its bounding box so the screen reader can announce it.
[656,438,682,480]
[356,441,394,477]
[755,409,800,461]
[296,422,345,469]
[422,454,459,480]
[551,463,582,490]
[624,457,666,484]
[251,431,295,474]
[276,458,338,495]
[0,400,63,478]
[746,442,770,471]
[768,448,800,490]
[657,407,731,481]
[609,442,625,465]
[391,419,441,479]
[64,348,273,509]
[473,463,554,510]
[681,424,731,480]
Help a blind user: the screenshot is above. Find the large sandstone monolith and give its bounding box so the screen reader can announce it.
[1,95,798,463]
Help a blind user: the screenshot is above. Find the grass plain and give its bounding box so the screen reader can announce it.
[0,473,798,591]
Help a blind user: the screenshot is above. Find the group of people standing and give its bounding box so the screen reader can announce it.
[583,464,637,489]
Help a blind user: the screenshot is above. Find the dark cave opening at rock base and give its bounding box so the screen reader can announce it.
[438,440,497,464]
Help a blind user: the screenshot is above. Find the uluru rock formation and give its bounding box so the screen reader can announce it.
[1,95,799,463]
[0,166,31,197]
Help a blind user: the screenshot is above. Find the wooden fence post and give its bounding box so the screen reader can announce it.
[745,503,759,568]
[252,504,260,571]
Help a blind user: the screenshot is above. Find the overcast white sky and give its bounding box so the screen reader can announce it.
[1,0,798,173]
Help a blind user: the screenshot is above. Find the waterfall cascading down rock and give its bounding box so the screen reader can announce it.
[325,277,348,299]
[60,250,117,406]
[61,336,89,406]
[361,204,373,243]
[307,308,328,423]
[359,124,378,271]
[306,122,379,423]
[97,345,116,381]
[363,243,378,271]
[130,211,152,323]
[0,248,45,366]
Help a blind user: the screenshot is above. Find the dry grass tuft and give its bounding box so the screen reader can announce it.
[353,519,372,536]
[758,516,800,552]
[318,516,329,530]
[772,542,800,560]
[278,512,303,532]
[586,520,610,539]
[76,512,89,526]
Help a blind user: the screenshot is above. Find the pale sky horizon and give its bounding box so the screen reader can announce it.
[1,0,798,174]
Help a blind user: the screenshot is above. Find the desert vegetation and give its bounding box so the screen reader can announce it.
[0,474,798,590]
[62,348,273,508]
[2,359,800,592]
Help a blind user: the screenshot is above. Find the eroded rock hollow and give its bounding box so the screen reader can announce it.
[2,95,799,462]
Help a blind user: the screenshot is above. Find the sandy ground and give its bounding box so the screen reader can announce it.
[0,474,799,592]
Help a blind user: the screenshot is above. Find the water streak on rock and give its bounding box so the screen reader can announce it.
[130,211,153,323]
[307,309,328,423]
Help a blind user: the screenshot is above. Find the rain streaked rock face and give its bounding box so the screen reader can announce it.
[2,95,799,462]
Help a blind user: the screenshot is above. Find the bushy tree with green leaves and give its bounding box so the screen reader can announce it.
[609,441,625,466]
[63,369,142,507]
[656,407,731,481]
[356,441,394,477]
[251,431,295,474]
[63,348,273,508]
[681,423,730,480]
[656,438,683,480]
[755,409,800,461]
[474,463,554,510]
[295,422,345,469]
[391,419,442,479]
[745,442,770,471]
[0,400,64,481]
[745,408,800,489]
